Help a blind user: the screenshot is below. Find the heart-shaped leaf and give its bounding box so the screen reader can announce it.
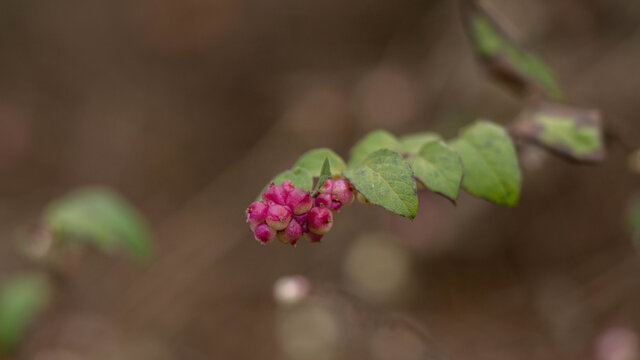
[344,149,418,219]
[408,140,462,201]
[450,121,521,206]
[349,130,401,167]
[294,148,346,177]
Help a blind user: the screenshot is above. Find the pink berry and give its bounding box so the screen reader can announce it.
[308,207,333,235]
[262,184,288,205]
[287,189,313,215]
[332,179,354,206]
[246,201,268,230]
[282,181,295,193]
[254,223,276,244]
[293,213,308,225]
[277,219,303,245]
[329,200,342,212]
[318,179,334,194]
[315,193,332,208]
[305,232,323,243]
[266,204,292,231]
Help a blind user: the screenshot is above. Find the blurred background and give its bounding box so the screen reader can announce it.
[1,0,640,359]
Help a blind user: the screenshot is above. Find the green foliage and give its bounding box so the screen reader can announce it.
[462,0,563,100]
[627,197,640,245]
[312,158,332,194]
[408,140,463,201]
[0,273,52,353]
[513,102,604,162]
[348,130,401,167]
[344,149,418,219]
[450,121,521,206]
[294,148,346,177]
[399,132,442,155]
[44,186,152,261]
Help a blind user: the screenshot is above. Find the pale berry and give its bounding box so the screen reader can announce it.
[287,189,313,215]
[262,184,288,205]
[332,179,354,206]
[277,219,303,245]
[318,179,334,194]
[254,223,276,244]
[266,204,292,231]
[246,201,268,230]
[308,207,333,235]
[315,193,332,208]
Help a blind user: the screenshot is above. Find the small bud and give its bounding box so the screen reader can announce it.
[287,189,313,215]
[262,184,288,205]
[305,232,323,243]
[308,207,333,235]
[266,204,292,231]
[332,179,354,206]
[246,201,268,230]
[329,200,342,212]
[318,179,334,194]
[315,193,333,208]
[282,181,295,193]
[254,223,276,244]
[277,219,303,245]
[356,192,370,205]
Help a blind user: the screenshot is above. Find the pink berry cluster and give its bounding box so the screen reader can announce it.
[246,179,355,246]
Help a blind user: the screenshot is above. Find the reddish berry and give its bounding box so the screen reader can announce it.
[262,184,288,205]
[332,179,354,206]
[308,207,333,235]
[293,213,308,225]
[318,179,334,194]
[282,181,295,193]
[329,200,342,212]
[254,223,276,244]
[277,219,303,245]
[246,201,268,230]
[266,204,292,231]
[287,189,313,215]
[305,232,323,243]
[315,193,332,208]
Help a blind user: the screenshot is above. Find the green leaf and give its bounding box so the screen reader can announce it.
[408,140,463,201]
[257,167,314,200]
[450,121,521,206]
[512,102,604,162]
[44,186,153,261]
[349,130,401,167]
[343,149,418,219]
[0,273,52,353]
[461,0,563,100]
[294,148,346,177]
[399,132,442,155]
[312,158,332,194]
[628,197,640,245]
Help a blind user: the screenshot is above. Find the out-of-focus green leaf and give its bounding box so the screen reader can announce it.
[0,273,52,353]
[628,197,640,245]
[312,158,332,195]
[294,148,346,177]
[44,186,152,261]
[349,130,401,167]
[399,132,442,155]
[461,0,563,100]
[408,140,462,201]
[344,149,418,219]
[450,121,521,206]
[512,102,604,162]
